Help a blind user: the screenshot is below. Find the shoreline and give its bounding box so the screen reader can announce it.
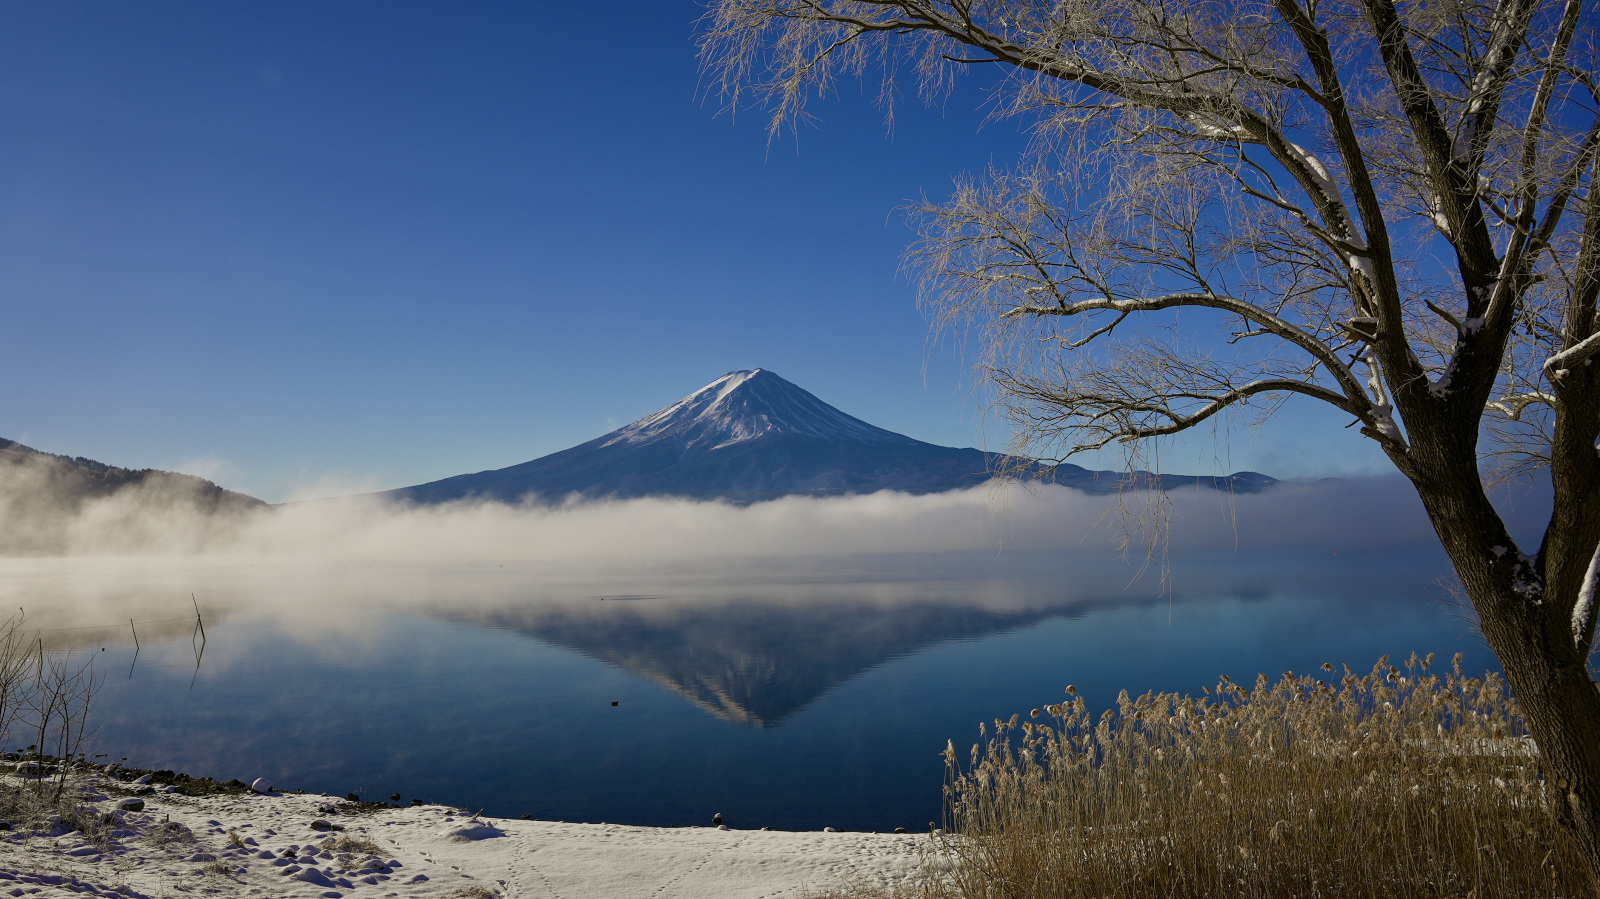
[0,758,942,898]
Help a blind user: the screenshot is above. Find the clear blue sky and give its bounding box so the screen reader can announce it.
[0,1,1389,502]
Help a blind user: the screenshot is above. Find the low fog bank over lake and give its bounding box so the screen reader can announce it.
[4,534,1496,831]
[0,470,1542,559]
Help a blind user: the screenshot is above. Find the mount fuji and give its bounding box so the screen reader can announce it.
[383,369,1274,505]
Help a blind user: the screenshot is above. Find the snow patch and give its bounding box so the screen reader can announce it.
[1575,543,1600,649]
[440,819,503,842]
[1512,552,1543,604]
[600,370,916,452]
[1286,142,1339,201]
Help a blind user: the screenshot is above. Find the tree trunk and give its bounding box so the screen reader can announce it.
[1435,522,1600,889]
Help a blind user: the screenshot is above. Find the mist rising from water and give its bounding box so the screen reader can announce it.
[0,447,1475,563]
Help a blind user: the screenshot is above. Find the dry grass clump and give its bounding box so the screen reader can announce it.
[328,833,384,855]
[147,819,196,850]
[199,857,235,877]
[919,653,1587,899]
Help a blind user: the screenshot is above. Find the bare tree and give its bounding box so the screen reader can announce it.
[702,0,1600,885]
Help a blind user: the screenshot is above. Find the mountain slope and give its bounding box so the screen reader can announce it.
[386,369,1274,505]
[0,438,265,555]
[0,439,265,510]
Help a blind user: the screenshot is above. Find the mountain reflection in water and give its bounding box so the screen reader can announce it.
[0,549,1494,831]
[449,597,1091,726]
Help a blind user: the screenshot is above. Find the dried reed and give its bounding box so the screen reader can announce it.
[891,653,1588,899]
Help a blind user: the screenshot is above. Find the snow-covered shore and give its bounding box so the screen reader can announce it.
[0,771,941,898]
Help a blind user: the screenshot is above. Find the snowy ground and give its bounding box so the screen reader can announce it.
[0,772,944,899]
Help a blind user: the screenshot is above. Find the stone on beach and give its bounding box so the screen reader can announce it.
[250,777,272,793]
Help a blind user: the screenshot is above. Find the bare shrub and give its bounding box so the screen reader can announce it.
[915,654,1588,899]
[0,611,102,829]
[0,613,33,742]
[26,650,100,803]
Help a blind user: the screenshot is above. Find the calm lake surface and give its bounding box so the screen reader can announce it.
[6,547,1493,832]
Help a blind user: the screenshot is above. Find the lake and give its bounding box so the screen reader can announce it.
[3,547,1493,833]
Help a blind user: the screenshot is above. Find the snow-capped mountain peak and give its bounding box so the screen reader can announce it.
[380,369,1276,506]
[600,369,915,452]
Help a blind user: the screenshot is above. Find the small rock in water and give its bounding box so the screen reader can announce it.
[309,819,333,831]
[345,792,360,802]
[117,798,144,812]
[711,812,723,826]
[389,793,401,802]
[610,701,619,706]
[520,814,531,820]
[411,799,423,806]
[760,826,770,831]
[823,826,837,833]
[894,827,907,834]
[251,778,273,794]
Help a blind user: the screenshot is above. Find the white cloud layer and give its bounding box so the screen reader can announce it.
[2,457,1484,562]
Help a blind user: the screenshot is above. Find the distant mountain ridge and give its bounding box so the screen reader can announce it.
[385,369,1275,505]
[0,438,266,555]
[0,438,265,510]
